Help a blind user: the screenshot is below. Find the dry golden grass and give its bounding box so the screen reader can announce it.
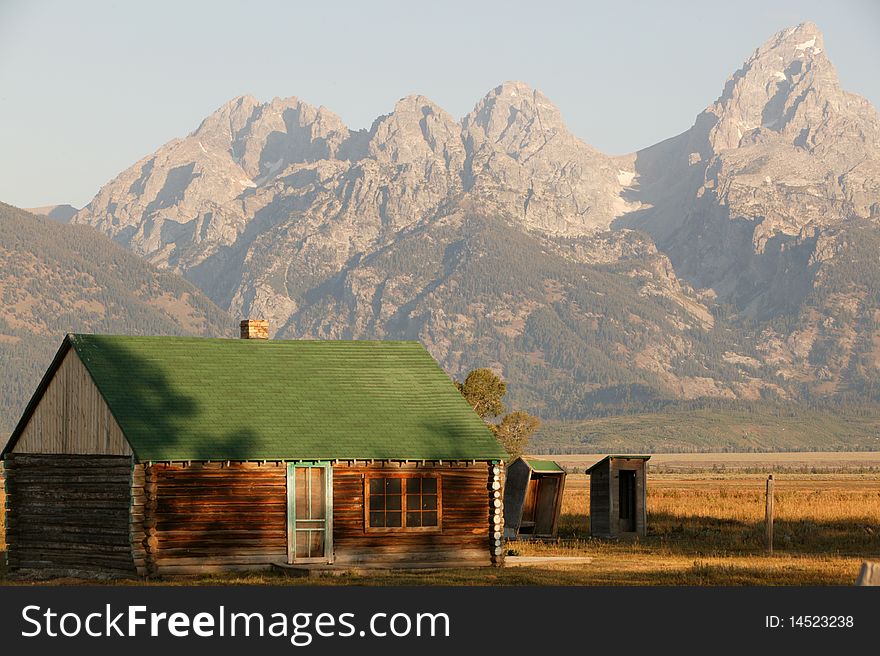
[1,471,878,585]
[507,473,880,585]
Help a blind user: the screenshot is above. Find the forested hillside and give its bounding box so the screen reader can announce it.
[0,202,234,439]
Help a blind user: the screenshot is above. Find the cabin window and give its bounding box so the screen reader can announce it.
[365,475,441,531]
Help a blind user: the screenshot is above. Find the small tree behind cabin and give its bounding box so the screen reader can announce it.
[456,368,540,459]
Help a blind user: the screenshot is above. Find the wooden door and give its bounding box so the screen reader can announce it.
[521,477,539,524]
[534,477,559,535]
[287,463,333,564]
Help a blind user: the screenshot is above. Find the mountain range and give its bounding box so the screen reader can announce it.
[4,22,879,441]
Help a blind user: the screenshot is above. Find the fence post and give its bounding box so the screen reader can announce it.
[765,474,774,554]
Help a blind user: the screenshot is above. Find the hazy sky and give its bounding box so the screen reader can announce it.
[1,0,878,208]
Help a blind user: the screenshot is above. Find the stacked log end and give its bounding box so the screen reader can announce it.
[141,463,159,577]
[1,459,6,557]
[490,462,504,566]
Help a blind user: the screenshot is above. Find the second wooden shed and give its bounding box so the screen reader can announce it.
[502,457,566,539]
[586,455,650,538]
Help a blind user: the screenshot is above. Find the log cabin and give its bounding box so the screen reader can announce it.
[1,321,507,577]
[586,455,650,538]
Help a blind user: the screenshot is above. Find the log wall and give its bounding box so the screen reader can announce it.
[151,462,287,575]
[12,350,131,456]
[332,462,495,567]
[4,453,136,576]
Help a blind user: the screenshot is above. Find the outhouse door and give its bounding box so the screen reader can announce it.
[287,462,333,564]
[534,477,559,535]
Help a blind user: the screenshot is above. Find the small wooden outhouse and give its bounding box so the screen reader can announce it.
[502,457,565,539]
[586,455,650,538]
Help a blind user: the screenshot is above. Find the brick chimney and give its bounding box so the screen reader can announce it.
[240,319,269,340]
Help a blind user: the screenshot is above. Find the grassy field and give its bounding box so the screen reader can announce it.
[534,407,880,453]
[1,455,878,586]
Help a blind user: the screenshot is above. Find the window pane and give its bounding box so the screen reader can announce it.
[310,467,325,519]
[295,467,309,519]
[367,476,440,530]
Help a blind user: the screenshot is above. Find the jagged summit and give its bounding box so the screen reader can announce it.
[620,20,880,353]
[391,94,446,112]
[463,81,567,149]
[704,21,845,152]
[757,21,824,57]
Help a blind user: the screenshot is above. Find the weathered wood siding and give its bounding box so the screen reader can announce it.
[589,461,611,537]
[502,459,531,537]
[12,350,131,456]
[4,453,136,575]
[151,462,287,575]
[136,461,495,574]
[333,462,494,567]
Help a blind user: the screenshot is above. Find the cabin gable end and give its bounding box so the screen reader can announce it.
[8,347,133,457]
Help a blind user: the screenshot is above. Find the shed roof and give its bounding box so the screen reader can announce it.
[520,457,564,473]
[3,334,506,462]
[585,454,652,473]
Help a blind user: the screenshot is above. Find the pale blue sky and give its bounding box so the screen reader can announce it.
[1,0,878,208]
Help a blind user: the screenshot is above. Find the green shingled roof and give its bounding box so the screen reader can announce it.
[15,335,506,462]
[521,457,564,472]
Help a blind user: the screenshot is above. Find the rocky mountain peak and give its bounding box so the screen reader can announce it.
[459,81,623,235]
[462,81,567,156]
[188,95,353,179]
[235,96,350,178]
[391,94,443,113]
[367,95,463,165]
[191,95,261,148]
[703,22,851,152]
